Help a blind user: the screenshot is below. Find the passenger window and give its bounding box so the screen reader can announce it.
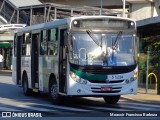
[25,33,31,56]
[40,30,48,55]
[21,34,26,55]
[48,28,58,55]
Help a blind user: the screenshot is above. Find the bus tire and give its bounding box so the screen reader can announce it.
[103,95,120,104]
[22,74,32,96]
[49,80,62,105]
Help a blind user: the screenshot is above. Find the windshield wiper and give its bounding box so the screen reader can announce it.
[112,31,122,50]
[86,29,102,47]
[109,31,122,66]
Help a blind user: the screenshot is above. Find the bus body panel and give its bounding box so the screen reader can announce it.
[21,56,31,88]
[39,56,59,93]
[67,67,138,96]
[12,16,138,100]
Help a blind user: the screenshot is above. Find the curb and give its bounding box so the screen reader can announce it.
[122,95,144,102]
[121,95,160,103]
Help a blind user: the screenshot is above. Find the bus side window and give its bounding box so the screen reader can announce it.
[48,28,58,56]
[40,30,48,55]
[25,33,31,56]
[21,34,26,56]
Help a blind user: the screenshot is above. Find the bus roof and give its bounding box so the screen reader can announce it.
[14,16,136,33]
[14,18,68,33]
[0,24,26,31]
[69,16,135,22]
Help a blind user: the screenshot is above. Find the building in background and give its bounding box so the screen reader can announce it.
[126,0,160,91]
[0,24,25,69]
[0,0,128,26]
[0,0,127,69]
[126,0,160,40]
[39,0,126,9]
[126,0,159,20]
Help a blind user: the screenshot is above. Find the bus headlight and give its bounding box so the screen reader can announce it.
[134,71,138,80]
[70,72,76,79]
[70,71,87,84]
[128,72,138,83]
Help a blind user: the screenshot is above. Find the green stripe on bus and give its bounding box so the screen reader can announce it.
[71,68,107,81]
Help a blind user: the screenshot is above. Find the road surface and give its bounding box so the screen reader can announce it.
[0,74,159,120]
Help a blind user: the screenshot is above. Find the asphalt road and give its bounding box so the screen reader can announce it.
[0,74,160,120]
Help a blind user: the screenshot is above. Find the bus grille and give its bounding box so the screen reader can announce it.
[92,91,121,93]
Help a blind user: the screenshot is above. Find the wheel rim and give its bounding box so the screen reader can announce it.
[51,84,58,100]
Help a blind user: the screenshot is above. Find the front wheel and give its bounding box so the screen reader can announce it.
[49,81,62,104]
[103,95,120,104]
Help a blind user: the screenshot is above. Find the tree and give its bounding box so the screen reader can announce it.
[142,35,160,51]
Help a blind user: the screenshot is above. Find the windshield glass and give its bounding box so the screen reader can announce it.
[69,32,136,66]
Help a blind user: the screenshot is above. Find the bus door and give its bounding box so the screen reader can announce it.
[59,28,67,93]
[31,33,40,89]
[16,35,22,85]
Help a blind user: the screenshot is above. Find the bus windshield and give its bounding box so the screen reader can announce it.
[69,32,136,67]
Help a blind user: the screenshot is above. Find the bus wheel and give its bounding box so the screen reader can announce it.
[22,74,32,96]
[103,95,120,104]
[49,81,62,104]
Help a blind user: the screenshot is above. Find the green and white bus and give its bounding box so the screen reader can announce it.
[12,16,138,104]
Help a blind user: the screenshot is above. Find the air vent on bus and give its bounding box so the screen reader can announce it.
[92,91,121,93]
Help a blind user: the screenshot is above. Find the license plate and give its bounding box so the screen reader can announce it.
[101,87,112,91]
[108,75,124,80]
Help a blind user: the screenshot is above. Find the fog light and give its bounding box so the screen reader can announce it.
[70,71,76,78]
[125,79,129,84]
[82,80,87,84]
[130,88,133,92]
[76,78,81,83]
[77,89,81,93]
[134,71,138,79]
